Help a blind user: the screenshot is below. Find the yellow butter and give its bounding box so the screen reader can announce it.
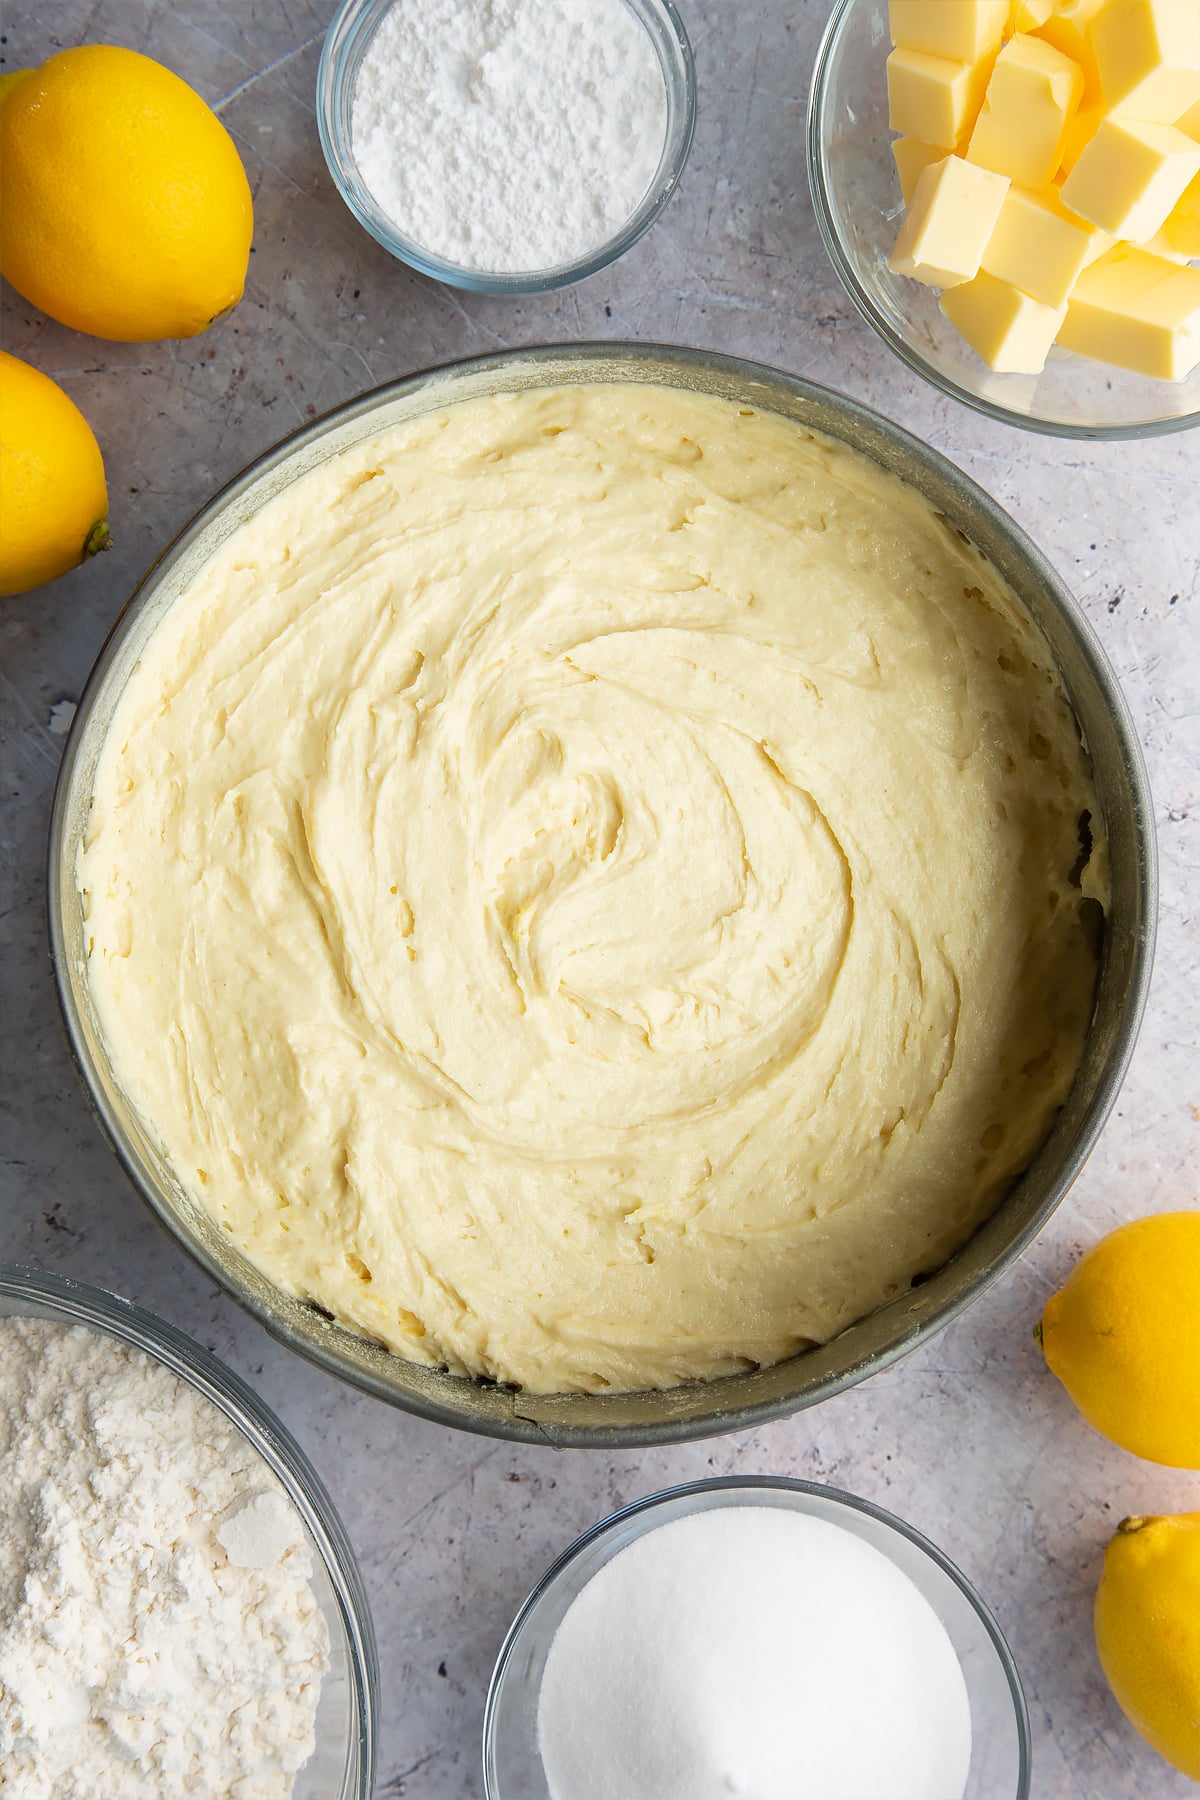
[940,269,1068,370]
[889,0,1009,62]
[968,34,1084,189]
[887,46,995,149]
[889,155,1011,286]
[892,136,945,204]
[1156,169,1200,255]
[1011,0,1055,30]
[1081,227,1120,266]
[982,185,1111,305]
[1034,0,1106,104]
[1177,96,1200,138]
[1137,226,1192,261]
[1060,115,1200,239]
[1090,0,1200,124]
[1057,243,1200,376]
[1056,100,1106,177]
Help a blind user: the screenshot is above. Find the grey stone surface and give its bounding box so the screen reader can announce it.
[1,3,1198,1797]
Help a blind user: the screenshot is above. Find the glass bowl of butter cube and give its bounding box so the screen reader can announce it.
[808,0,1200,436]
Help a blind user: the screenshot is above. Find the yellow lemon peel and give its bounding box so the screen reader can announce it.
[0,44,252,342]
[1095,1511,1200,1781]
[1040,1209,1200,1467]
[0,350,110,597]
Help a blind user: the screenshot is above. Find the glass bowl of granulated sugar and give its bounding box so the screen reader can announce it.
[0,1265,378,1800]
[484,1477,1032,1800]
[316,0,696,292]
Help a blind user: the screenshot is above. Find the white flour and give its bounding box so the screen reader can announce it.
[350,0,668,272]
[0,1317,329,1800]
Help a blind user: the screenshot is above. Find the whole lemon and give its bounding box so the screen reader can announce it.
[0,44,252,342]
[1039,1209,1200,1467]
[0,350,110,596]
[1095,1512,1200,1781]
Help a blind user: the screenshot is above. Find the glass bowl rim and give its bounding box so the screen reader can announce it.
[805,0,1200,442]
[0,1261,379,1800]
[314,0,698,295]
[482,1473,1033,1799]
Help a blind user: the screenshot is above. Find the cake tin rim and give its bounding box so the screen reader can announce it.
[47,339,1157,1449]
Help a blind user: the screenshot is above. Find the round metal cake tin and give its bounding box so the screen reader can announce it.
[49,343,1156,1448]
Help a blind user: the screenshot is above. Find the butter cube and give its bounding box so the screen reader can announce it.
[1081,226,1120,265]
[1057,243,1200,376]
[1034,0,1106,104]
[1177,97,1200,138]
[1011,0,1054,30]
[889,155,1011,286]
[892,136,945,204]
[982,185,1111,305]
[887,47,995,149]
[1090,0,1200,124]
[1157,169,1200,255]
[1060,115,1200,238]
[1056,101,1106,176]
[941,270,1068,370]
[889,0,1009,63]
[1137,226,1192,261]
[967,35,1084,189]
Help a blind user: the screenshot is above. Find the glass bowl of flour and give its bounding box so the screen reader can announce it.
[316,0,696,292]
[484,1476,1031,1800]
[0,1265,377,1800]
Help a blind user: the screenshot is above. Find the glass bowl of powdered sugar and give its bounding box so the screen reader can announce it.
[316,0,696,292]
[0,1264,377,1800]
[484,1476,1031,1800]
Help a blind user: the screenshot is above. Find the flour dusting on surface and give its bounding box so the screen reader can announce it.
[0,1317,329,1800]
[350,0,668,272]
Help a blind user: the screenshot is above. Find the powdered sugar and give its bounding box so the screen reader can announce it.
[0,1317,329,1800]
[350,0,668,273]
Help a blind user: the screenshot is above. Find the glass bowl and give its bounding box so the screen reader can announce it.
[49,342,1155,1448]
[807,0,1200,438]
[0,1264,378,1800]
[484,1476,1031,1799]
[315,0,696,293]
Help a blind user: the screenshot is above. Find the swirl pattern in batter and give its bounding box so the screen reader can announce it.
[80,384,1105,1393]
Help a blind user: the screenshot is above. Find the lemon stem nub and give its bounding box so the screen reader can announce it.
[1032,1319,1044,1349]
[1116,1515,1149,1536]
[84,519,112,559]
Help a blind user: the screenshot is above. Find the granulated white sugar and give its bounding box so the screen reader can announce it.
[536,1506,973,1800]
[350,0,669,273]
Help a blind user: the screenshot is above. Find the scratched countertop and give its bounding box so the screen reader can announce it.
[2,3,1198,1796]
